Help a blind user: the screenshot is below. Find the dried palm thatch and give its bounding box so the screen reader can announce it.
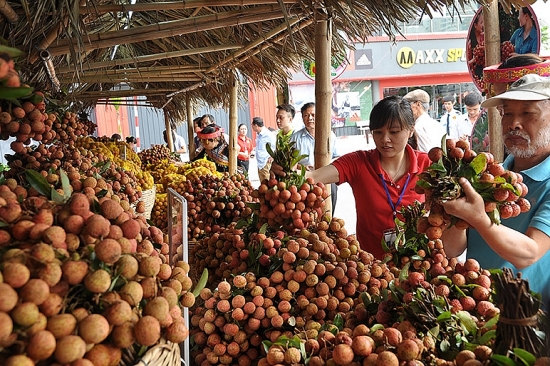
[0,0,486,124]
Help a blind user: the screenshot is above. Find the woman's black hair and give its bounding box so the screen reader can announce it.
[498,53,543,69]
[369,96,414,132]
[238,123,247,130]
[126,136,137,144]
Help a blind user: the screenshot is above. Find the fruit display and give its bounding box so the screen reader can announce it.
[415,138,529,239]
[0,174,196,365]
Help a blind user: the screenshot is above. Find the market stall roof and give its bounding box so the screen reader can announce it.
[0,0,486,123]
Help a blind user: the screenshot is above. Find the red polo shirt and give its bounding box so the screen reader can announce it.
[332,145,431,259]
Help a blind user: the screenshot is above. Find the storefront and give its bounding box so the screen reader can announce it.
[288,34,476,135]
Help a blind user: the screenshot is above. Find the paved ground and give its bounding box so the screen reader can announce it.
[248,133,373,235]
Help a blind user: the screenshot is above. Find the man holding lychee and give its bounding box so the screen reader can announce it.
[440,74,550,310]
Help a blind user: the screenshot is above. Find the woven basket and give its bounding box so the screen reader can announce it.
[132,185,156,219]
[122,339,182,366]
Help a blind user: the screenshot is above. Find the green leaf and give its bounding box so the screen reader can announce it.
[470,153,488,175]
[476,329,496,345]
[262,340,272,355]
[99,160,112,175]
[333,313,344,330]
[512,348,536,366]
[399,263,410,283]
[60,169,71,200]
[0,85,33,99]
[436,311,452,322]
[456,311,478,335]
[51,188,65,204]
[25,169,51,197]
[191,268,209,297]
[491,354,518,366]
[0,45,23,57]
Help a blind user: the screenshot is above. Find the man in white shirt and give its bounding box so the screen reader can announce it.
[455,92,483,141]
[403,89,446,152]
[440,95,462,140]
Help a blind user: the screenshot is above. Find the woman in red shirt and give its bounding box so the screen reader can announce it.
[306,96,431,259]
[237,123,253,173]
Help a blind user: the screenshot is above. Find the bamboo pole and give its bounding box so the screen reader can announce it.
[29,0,87,64]
[164,110,174,152]
[186,94,196,161]
[0,0,18,24]
[483,0,503,162]
[58,65,210,76]
[80,0,295,14]
[66,88,175,99]
[57,76,203,83]
[206,16,300,73]
[314,16,332,216]
[46,8,285,56]
[229,73,239,175]
[56,45,240,73]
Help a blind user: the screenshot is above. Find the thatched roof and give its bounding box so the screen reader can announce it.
[0,0,485,123]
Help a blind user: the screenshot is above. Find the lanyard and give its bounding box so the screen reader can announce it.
[379,173,411,216]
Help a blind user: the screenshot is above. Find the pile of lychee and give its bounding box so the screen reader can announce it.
[0,180,194,365]
[416,138,530,239]
[252,176,329,232]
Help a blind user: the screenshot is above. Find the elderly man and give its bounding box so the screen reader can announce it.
[441,74,550,309]
[403,89,445,152]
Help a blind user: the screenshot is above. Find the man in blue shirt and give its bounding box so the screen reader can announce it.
[251,117,276,183]
[441,74,550,310]
[509,7,538,55]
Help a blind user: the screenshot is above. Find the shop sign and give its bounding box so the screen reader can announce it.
[355,50,373,70]
[396,47,466,69]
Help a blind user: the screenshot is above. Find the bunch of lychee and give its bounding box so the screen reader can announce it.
[416,139,530,239]
[0,182,194,365]
[252,176,328,232]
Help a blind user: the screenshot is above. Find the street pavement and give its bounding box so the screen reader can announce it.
[248,133,373,235]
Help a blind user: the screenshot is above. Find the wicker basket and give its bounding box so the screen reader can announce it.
[122,339,182,366]
[132,185,156,219]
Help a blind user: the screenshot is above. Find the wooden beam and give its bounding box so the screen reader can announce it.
[58,76,203,83]
[484,0,503,162]
[46,7,284,56]
[56,45,241,73]
[229,73,239,175]
[80,0,296,14]
[0,0,18,23]
[206,16,301,73]
[66,88,176,99]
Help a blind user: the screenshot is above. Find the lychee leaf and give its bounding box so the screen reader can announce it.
[470,153,488,175]
[456,310,478,335]
[512,348,536,366]
[333,313,344,330]
[51,188,64,204]
[476,329,496,345]
[0,85,33,99]
[490,354,518,366]
[262,340,272,355]
[191,268,208,298]
[25,169,51,197]
[436,311,452,322]
[60,169,71,200]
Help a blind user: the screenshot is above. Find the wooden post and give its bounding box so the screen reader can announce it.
[314,15,332,216]
[483,0,504,162]
[186,94,196,160]
[164,110,174,152]
[229,73,239,174]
